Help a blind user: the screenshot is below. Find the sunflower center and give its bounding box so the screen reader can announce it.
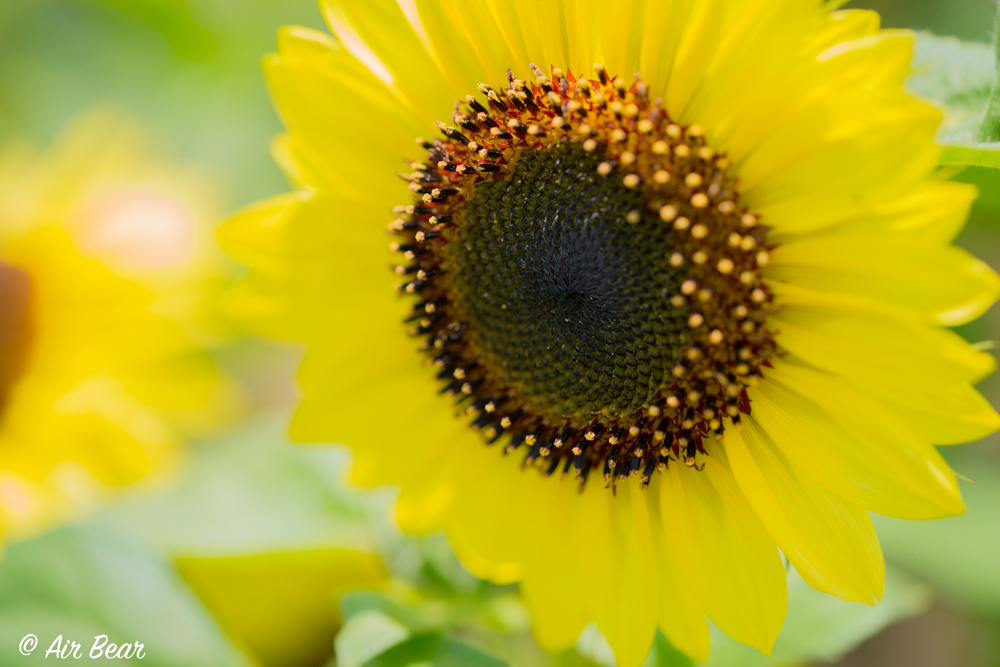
[389,65,776,490]
[446,144,689,417]
[0,261,33,416]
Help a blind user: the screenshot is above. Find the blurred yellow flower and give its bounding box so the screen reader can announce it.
[0,110,237,543]
[220,1,1000,664]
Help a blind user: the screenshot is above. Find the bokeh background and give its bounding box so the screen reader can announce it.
[0,1,998,666]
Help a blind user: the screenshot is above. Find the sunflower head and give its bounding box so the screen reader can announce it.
[391,65,777,484]
[221,1,1000,664]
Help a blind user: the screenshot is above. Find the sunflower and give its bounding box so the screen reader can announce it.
[0,111,235,544]
[220,1,1000,663]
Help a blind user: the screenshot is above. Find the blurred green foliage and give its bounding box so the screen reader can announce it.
[0,527,247,666]
[850,0,998,42]
[0,0,325,209]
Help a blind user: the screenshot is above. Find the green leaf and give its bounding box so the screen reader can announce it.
[432,635,511,667]
[0,526,248,667]
[334,610,509,667]
[335,610,411,667]
[363,632,510,667]
[909,31,1000,166]
[641,630,694,667]
[910,32,997,145]
[339,590,441,633]
[361,632,442,667]
[979,4,1000,142]
[912,32,997,141]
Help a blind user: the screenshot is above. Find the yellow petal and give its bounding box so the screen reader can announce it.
[218,193,396,343]
[742,94,941,234]
[660,460,786,655]
[502,0,570,77]
[664,0,726,120]
[772,181,976,247]
[642,477,710,662]
[638,0,697,97]
[805,10,882,53]
[681,0,819,132]
[563,0,601,77]
[289,321,470,532]
[415,0,519,91]
[518,478,592,650]
[728,30,919,185]
[876,384,1000,446]
[577,476,617,653]
[726,424,884,603]
[446,526,525,585]
[750,360,965,519]
[592,0,644,81]
[444,443,539,579]
[769,235,1000,325]
[599,482,658,667]
[774,305,994,386]
[266,26,420,202]
[479,0,531,80]
[772,306,1000,444]
[394,440,467,534]
[320,0,456,125]
[414,0,491,94]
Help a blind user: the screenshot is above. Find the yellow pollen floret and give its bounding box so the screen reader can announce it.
[659,204,678,221]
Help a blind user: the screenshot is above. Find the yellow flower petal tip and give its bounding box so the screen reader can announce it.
[222,0,999,661]
[0,110,236,543]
